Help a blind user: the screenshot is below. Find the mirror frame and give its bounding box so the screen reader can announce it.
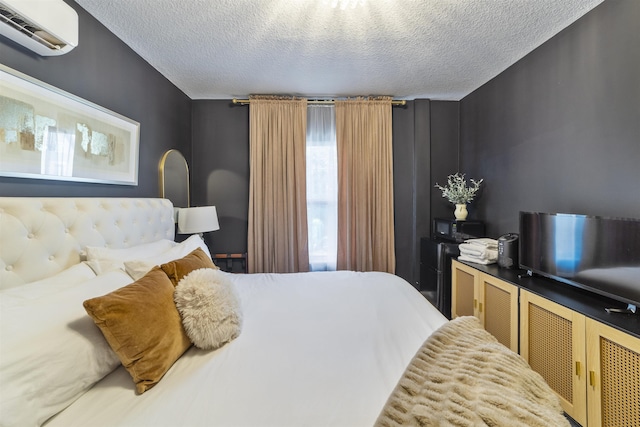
[159,149,190,208]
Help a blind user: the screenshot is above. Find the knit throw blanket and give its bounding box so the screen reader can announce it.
[375,316,570,427]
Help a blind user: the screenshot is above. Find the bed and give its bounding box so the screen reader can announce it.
[0,197,569,427]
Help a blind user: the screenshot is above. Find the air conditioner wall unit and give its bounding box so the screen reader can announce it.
[0,0,78,56]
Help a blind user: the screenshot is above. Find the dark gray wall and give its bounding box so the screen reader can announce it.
[414,99,463,287]
[0,1,191,197]
[393,101,419,285]
[460,0,640,237]
[430,101,460,222]
[191,100,249,255]
[413,99,431,262]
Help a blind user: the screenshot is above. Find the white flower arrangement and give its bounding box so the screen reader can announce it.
[435,172,483,204]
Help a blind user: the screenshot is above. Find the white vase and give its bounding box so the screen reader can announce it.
[454,204,468,221]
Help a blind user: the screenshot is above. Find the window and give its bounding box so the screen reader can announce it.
[306,105,337,271]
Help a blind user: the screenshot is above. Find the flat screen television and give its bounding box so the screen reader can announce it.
[519,212,640,308]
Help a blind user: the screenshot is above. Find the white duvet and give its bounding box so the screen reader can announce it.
[40,271,446,427]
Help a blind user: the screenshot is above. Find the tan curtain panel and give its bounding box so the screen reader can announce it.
[247,96,310,273]
[335,97,395,273]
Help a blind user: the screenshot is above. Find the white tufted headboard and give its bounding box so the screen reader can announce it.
[0,198,175,289]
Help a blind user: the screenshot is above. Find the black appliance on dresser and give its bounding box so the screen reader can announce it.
[432,218,486,241]
[420,220,485,319]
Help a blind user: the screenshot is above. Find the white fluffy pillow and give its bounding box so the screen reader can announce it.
[124,234,214,280]
[173,268,242,350]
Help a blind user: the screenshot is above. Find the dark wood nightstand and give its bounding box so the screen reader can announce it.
[213,253,247,273]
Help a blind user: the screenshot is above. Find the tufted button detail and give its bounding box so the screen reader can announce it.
[0,197,177,287]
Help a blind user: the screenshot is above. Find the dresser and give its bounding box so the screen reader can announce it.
[451,260,640,427]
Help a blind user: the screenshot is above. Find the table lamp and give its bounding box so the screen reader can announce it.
[177,206,220,237]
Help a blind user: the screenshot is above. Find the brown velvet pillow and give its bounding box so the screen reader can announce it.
[83,267,191,394]
[160,247,217,287]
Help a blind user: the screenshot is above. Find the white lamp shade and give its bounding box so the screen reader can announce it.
[177,206,220,234]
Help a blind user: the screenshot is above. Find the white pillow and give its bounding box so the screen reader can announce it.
[124,234,213,280]
[0,270,133,427]
[173,268,242,350]
[85,239,176,274]
[0,263,96,302]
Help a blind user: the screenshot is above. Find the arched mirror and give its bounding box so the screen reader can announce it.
[159,149,190,208]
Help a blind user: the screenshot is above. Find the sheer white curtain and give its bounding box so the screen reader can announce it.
[306,105,337,271]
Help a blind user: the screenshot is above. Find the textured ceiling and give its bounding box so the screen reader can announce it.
[73,0,604,100]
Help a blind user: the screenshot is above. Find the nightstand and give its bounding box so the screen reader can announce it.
[213,253,247,273]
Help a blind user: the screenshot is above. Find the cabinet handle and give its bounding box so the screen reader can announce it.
[589,370,596,387]
[478,302,483,312]
[575,361,581,377]
[474,299,477,308]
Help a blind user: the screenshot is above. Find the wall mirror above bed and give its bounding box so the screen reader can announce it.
[159,149,190,211]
